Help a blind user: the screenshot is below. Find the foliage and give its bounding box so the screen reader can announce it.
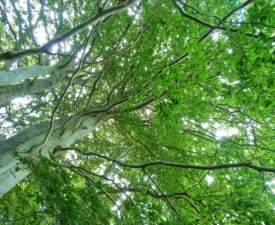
[1,158,111,224]
[0,0,275,224]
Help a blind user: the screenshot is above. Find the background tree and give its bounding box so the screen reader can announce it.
[0,0,275,224]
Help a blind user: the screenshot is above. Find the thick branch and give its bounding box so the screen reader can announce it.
[0,65,55,87]
[0,75,88,106]
[59,148,275,173]
[0,0,138,62]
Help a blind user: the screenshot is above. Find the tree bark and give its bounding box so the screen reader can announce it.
[0,112,106,197]
[0,65,55,86]
[0,73,89,106]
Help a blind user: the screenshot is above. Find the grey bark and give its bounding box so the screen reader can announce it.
[0,112,106,197]
[0,65,55,86]
[0,74,88,106]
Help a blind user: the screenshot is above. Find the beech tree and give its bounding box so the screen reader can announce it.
[0,0,275,224]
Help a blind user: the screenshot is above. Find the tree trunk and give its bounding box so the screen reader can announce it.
[0,112,105,197]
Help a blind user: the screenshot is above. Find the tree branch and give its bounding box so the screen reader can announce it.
[0,65,55,87]
[57,148,275,173]
[169,0,258,65]
[173,0,263,40]
[0,0,138,62]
